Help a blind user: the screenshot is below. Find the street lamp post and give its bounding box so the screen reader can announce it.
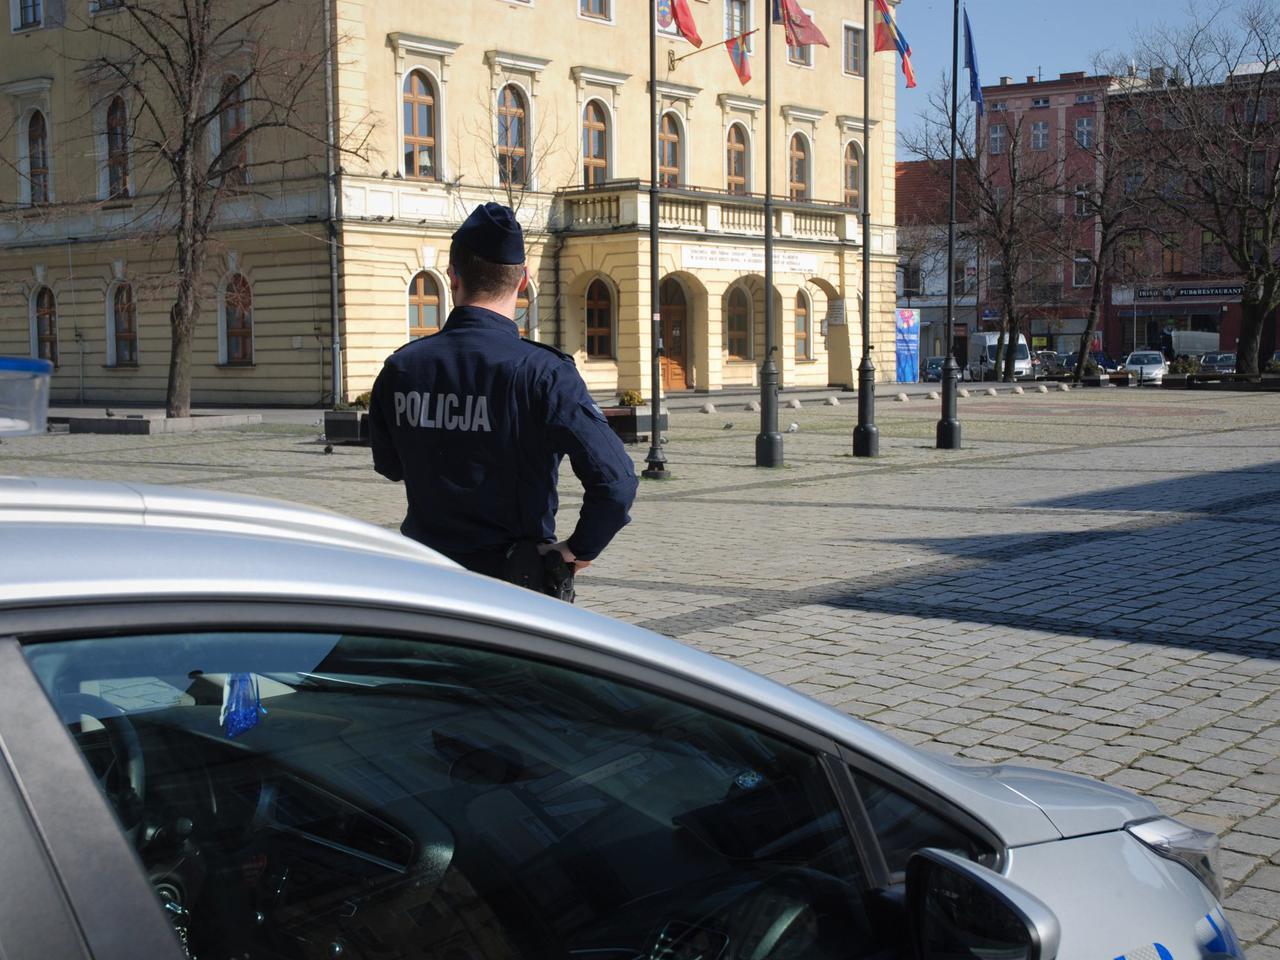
[643,0,670,479]
[852,0,878,458]
[756,6,783,468]
[936,0,962,449]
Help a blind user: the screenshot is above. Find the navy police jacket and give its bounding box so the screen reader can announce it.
[369,306,639,562]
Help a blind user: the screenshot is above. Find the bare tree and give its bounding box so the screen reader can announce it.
[73,0,367,416]
[1122,0,1280,374]
[1062,69,1156,381]
[904,81,1063,380]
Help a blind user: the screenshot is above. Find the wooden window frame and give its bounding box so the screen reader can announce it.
[843,25,864,76]
[112,283,137,366]
[106,96,129,199]
[27,110,48,204]
[726,123,747,195]
[219,76,248,185]
[498,84,528,187]
[18,0,40,27]
[788,133,809,201]
[582,100,608,187]
[843,141,861,209]
[580,0,610,20]
[403,71,439,181]
[585,278,613,359]
[726,286,751,359]
[408,271,441,339]
[659,112,681,187]
[223,274,254,365]
[34,286,57,367]
[795,291,810,360]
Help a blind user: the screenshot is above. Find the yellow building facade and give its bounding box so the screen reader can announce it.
[0,0,900,405]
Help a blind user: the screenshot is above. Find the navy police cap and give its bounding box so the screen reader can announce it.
[451,202,525,265]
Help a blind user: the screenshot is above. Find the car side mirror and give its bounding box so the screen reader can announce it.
[906,849,1061,960]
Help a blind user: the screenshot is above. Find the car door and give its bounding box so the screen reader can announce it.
[6,600,913,960]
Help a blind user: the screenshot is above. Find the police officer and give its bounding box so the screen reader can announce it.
[369,202,639,589]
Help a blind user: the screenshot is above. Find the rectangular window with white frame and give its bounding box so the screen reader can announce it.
[988,123,1005,155]
[1074,182,1090,217]
[787,8,815,66]
[842,24,863,76]
[1030,121,1048,150]
[1073,251,1093,287]
[724,0,752,52]
[1074,116,1093,149]
[579,0,609,20]
[12,0,42,29]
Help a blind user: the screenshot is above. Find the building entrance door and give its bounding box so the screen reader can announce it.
[660,278,690,391]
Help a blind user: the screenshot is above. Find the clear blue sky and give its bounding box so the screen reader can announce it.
[893,0,1199,157]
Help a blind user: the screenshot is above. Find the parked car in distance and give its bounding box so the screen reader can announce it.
[1091,351,1122,373]
[1199,352,1236,374]
[967,332,1034,380]
[0,478,1238,960]
[1058,352,1079,373]
[1121,350,1170,384]
[923,356,945,382]
[1036,350,1063,376]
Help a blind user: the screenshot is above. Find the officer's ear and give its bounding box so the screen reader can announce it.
[447,263,464,300]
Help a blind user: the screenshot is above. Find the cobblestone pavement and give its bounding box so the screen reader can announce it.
[5,386,1280,954]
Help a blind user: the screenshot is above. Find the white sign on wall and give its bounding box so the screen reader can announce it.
[680,244,819,275]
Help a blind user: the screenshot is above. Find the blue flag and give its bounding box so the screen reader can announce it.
[964,9,984,117]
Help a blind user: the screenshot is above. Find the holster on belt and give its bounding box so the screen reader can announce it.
[502,540,576,603]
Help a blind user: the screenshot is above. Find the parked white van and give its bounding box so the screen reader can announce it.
[967,332,1033,380]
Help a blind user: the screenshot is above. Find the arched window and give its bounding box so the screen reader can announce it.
[112,284,137,366]
[28,110,48,204]
[586,279,613,359]
[34,286,57,366]
[795,290,810,360]
[726,286,750,359]
[843,142,861,210]
[582,100,608,187]
[407,271,441,339]
[498,85,528,186]
[659,113,681,187]
[223,274,253,364]
[403,71,437,180]
[788,133,809,201]
[107,96,129,199]
[516,283,537,338]
[726,123,748,195]
[219,76,248,185]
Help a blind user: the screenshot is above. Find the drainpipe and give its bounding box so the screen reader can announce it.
[322,0,342,406]
[552,231,565,351]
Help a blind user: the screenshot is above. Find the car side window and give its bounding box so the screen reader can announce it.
[850,768,996,878]
[25,630,880,960]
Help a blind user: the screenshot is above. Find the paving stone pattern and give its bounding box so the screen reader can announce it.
[5,388,1280,954]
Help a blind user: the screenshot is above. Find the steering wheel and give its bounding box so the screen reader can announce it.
[724,868,864,960]
[57,692,147,834]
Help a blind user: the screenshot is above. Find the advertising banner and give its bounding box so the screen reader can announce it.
[895,309,920,382]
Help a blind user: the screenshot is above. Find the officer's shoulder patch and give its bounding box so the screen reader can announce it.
[522,338,576,364]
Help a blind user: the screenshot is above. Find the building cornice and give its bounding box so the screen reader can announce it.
[783,104,826,125]
[837,114,880,133]
[387,34,461,61]
[485,49,551,75]
[0,77,53,97]
[718,93,764,113]
[571,66,630,89]
[647,80,701,103]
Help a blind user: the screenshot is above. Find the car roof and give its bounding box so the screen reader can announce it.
[0,479,1063,846]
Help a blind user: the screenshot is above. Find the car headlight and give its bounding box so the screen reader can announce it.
[1126,816,1222,899]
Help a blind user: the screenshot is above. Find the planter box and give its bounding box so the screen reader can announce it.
[325,410,369,445]
[1111,372,1134,387]
[1161,375,1191,390]
[1082,374,1109,387]
[603,405,668,443]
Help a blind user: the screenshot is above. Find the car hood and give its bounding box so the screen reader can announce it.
[984,763,1159,838]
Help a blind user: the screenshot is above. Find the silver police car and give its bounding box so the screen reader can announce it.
[0,479,1240,960]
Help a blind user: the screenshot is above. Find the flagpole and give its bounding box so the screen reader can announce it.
[643,0,670,479]
[936,0,962,449]
[852,0,878,457]
[756,0,782,468]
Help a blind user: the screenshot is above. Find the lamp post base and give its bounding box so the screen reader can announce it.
[755,352,784,467]
[755,433,784,468]
[936,358,962,449]
[641,442,670,479]
[852,355,878,458]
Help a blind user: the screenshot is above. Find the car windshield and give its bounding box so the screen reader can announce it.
[1128,353,1163,365]
[1203,353,1233,363]
[986,344,1030,360]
